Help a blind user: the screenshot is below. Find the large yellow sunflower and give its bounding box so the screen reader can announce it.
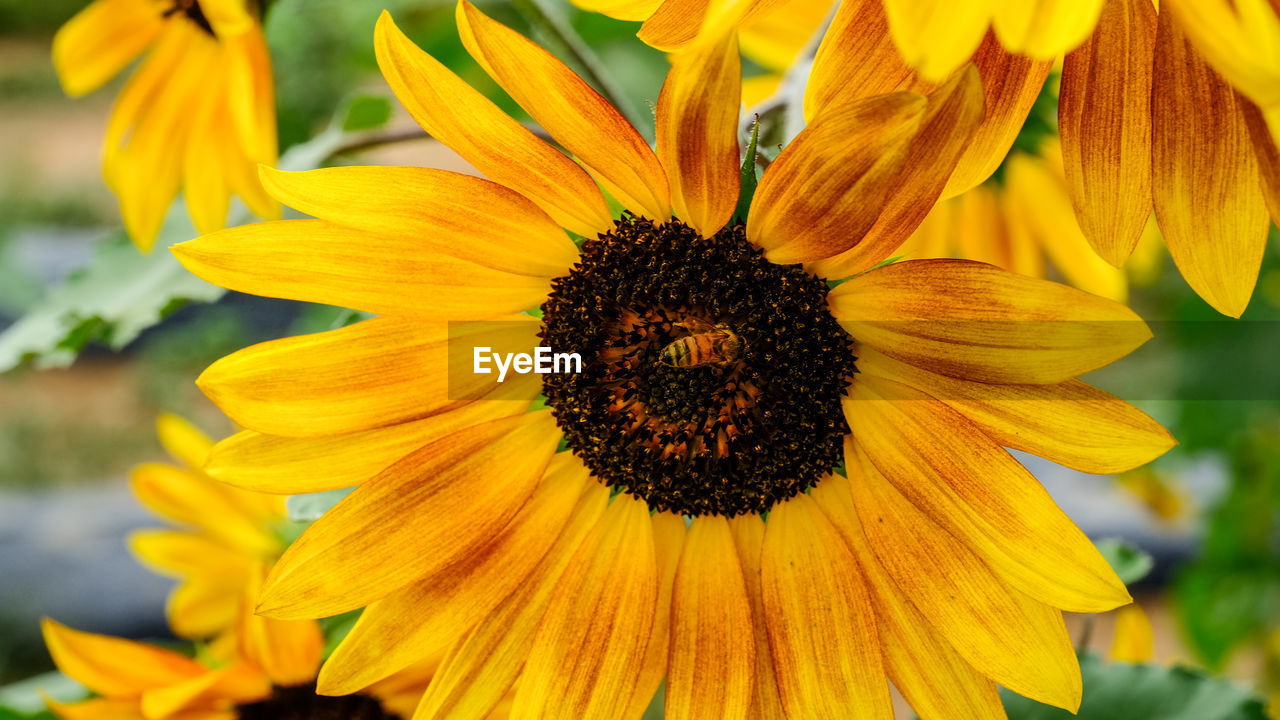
[41,572,440,720]
[128,413,290,640]
[53,0,279,251]
[172,4,1175,719]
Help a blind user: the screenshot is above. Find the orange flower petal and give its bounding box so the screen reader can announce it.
[457,0,670,221]
[41,619,204,697]
[655,30,741,237]
[666,516,755,720]
[1058,0,1156,267]
[728,515,786,720]
[373,12,610,237]
[804,0,916,122]
[258,412,561,618]
[625,513,688,718]
[1152,9,1271,317]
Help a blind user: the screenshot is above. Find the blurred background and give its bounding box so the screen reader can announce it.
[0,0,1278,716]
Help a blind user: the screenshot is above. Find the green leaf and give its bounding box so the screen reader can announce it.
[0,226,224,372]
[287,487,355,523]
[1002,654,1269,720]
[1094,538,1155,586]
[341,95,392,132]
[319,609,363,659]
[732,116,761,225]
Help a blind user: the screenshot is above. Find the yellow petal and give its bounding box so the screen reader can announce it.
[207,400,527,495]
[166,579,241,640]
[760,494,892,719]
[373,11,611,237]
[183,77,232,235]
[129,530,253,580]
[197,316,541,437]
[511,495,658,720]
[804,0,916,122]
[811,478,1008,720]
[844,375,1132,613]
[1058,0,1156,267]
[807,65,986,279]
[739,0,833,73]
[829,258,1150,384]
[1003,147,1130,302]
[991,0,1105,58]
[238,570,323,686]
[655,30,741,237]
[1162,0,1280,110]
[666,516,754,720]
[45,697,150,720]
[130,464,281,557]
[412,479,610,720]
[223,26,278,171]
[259,166,577,278]
[942,37,1054,197]
[728,515,786,720]
[882,0,991,82]
[1152,9,1271,318]
[41,619,204,697]
[638,0,776,52]
[568,0,663,22]
[172,220,552,320]
[1109,604,1154,663]
[837,458,1082,710]
[52,0,163,96]
[859,345,1175,475]
[1242,98,1280,228]
[625,512,688,718]
[748,92,926,264]
[139,662,270,720]
[457,1,670,221]
[154,413,214,472]
[318,456,589,694]
[258,412,561,618]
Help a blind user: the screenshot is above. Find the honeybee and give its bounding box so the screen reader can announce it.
[658,318,746,368]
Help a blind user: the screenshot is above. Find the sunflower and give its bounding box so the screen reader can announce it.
[173,3,1175,718]
[129,413,290,640]
[41,570,441,720]
[899,138,1160,303]
[53,0,279,251]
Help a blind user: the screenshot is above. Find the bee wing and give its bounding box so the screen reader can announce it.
[675,317,716,333]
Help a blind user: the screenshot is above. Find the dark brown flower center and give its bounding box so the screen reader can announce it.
[235,685,399,720]
[540,217,856,517]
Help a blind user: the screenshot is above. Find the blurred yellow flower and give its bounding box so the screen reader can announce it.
[1115,466,1188,524]
[128,413,288,640]
[53,0,279,251]
[41,570,445,720]
[1109,603,1155,664]
[168,3,1175,718]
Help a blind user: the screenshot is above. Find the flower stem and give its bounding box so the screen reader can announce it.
[511,0,652,139]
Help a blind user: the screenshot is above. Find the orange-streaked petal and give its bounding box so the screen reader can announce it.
[942,36,1054,197]
[808,64,986,279]
[457,1,670,221]
[258,412,561,618]
[760,494,892,719]
[207,401,527,495]
[412,478,610,720]
[373,12,611,237]
[625,512,688,718]
[1152,8,1270,318]
[638,0,780,52]
[845,375,1132,613]
[859,346,1175,475]
[828,258,1150,384]
[748,92,925,264]
[52,0,163,96]
[837,459,1082,711]
[259,166,577,278]
[41,619,204,697]
[655,30,741,237]
[811,478,1008,720]
[317,456,589,694]
[172,220,552,320]
[805,0,916,122]
[196,316,541,437]
[511,495,658,720]
[1058,0,1156,267]
[666,516,754,720]
[1242,98,1280,227]
[728,515,786,720]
